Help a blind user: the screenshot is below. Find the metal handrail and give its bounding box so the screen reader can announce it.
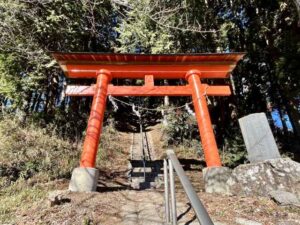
[164,149,214,225]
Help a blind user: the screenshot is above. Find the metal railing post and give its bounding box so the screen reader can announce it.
[164,159,170,223]
[140,123,146,182]
[169,159,177,225]
[167,149,214,225]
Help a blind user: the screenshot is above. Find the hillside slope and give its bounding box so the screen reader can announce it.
[1,123,299,225]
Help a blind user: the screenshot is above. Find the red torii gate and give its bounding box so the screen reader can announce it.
[52,52,244,191]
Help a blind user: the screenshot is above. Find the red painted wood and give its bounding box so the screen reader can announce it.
[108,85,191,96]
[66,85,95,96]
[65,84,231,97]
[186,71,222,167]
[80,71,111,168]
[64,64,234,79]
[144,75,154,86]
[52,52,245,63]
[52,52,245,79]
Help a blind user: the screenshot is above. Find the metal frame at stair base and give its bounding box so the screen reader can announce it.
[164,150,214,225]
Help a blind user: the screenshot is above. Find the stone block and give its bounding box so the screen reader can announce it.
[239,113,281,163]
[203,167,232,194]
[69,167,99,192]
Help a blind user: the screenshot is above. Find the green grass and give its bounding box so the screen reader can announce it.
[0,116,125,223]
[0,179,47,223]
[0,116,80,223]
[0,116,81,183]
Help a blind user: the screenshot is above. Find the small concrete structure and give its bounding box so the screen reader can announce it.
[238,113,281,163]
[69,167,99,192]
[203,167,231,194]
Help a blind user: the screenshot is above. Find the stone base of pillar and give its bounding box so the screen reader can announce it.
[69,167,99,192]
[203,167,231,194]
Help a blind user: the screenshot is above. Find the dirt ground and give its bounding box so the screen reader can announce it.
[14,174,300,225]
[10,125,300,224]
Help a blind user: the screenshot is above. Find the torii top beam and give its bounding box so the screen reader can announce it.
[51,52,245,79]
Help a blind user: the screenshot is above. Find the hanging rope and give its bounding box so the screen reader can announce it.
[108,95,193,112]
[108,86,212,116]
[203,85,212,105]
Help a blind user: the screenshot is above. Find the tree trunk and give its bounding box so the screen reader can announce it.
[293,0,300,26]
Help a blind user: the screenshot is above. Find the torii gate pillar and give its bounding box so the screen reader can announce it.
[186,70,222,167]
[80,70,111,168]
[69,71,111,192]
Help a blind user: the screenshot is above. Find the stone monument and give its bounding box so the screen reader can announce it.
[238,112,281,163]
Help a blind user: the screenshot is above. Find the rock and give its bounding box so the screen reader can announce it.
[227,158,300,198]
[276,220,300,225]
[235,217,263,225]
[213,221,228,225]
[48,190,71,207]
[269,190,300,207]
[130,177,142,189]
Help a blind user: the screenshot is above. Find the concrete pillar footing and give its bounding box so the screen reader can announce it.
[69,167,99,192]
[203,166,231,194]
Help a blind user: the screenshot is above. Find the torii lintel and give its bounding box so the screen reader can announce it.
[65,83,231,97]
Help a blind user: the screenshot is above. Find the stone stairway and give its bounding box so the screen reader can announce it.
[125,131,203,224]
[129,132,163,190]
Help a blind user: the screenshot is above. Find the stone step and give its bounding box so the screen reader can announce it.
[130,160,163,167]
[131,173,163,181]
[129,131,163,190]
[131,180,163,189]
[131,172,162,179]
[132,167,153,173]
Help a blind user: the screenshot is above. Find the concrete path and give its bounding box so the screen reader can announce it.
[120,190,165,225]
[119,190,203,225]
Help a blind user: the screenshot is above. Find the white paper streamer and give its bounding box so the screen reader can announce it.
[132,104,141,118]
[108,95,119,112]
[185,103,195,116]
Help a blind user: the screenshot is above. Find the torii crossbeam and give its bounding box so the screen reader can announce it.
[52,52,245,192]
